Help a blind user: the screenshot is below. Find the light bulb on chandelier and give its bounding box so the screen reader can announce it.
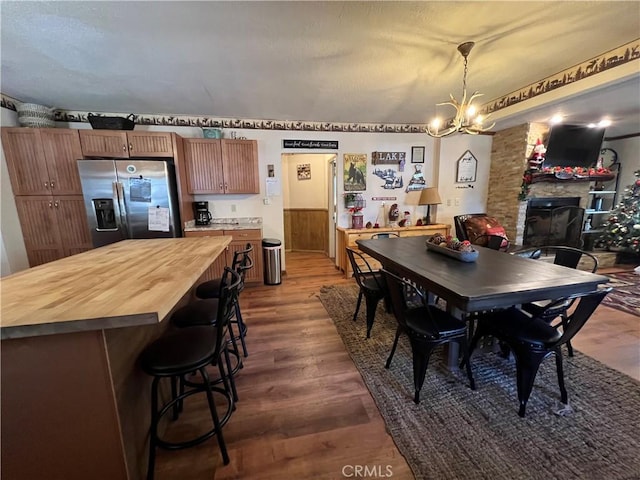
[427,41,495,138]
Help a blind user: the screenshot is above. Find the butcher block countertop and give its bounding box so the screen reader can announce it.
[0,236,231,340]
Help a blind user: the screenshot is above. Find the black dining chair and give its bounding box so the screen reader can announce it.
[346,248,388,338]
[382,269,475,404]
[462,287,611,417]
[371,232,400,239]
[513,245,599,356]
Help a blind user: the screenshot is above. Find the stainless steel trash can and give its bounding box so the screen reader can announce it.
[262,238,282,285]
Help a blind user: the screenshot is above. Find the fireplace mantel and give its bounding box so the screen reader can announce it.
[530,173,616,184]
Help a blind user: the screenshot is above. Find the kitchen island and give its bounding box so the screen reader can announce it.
[1,236,231,480]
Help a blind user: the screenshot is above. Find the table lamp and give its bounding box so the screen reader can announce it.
[418,187,442,225]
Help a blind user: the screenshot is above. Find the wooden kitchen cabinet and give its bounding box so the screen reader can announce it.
[14,195,92,267]
[184,228,263,284]
[1,127,83,195]
[79,130,174,158]
[336,224,451,278]
[183,138,259,194]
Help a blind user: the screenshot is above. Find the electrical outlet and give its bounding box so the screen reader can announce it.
[231,204,237,212]
[446,199,452,207]
[455,198,460,207]
[263,197,271,205]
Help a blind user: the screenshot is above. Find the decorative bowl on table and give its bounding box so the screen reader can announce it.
[425,234,479,263]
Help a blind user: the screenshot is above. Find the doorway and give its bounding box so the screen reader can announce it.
[282,153,337,258]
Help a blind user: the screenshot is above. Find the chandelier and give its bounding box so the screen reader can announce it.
[426,42,494,138]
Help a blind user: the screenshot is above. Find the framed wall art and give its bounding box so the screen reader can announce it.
[456,150,478,183]
[344,153,367,191]
[411,146,425,163]
[297,163,311,180]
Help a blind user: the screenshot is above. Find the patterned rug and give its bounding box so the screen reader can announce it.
[318,284,640,480]
[602,271,640,317]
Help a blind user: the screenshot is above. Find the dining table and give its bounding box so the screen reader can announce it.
[356,236,610,364]
[1,236,231,480]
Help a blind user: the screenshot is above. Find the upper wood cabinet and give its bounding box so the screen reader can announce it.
[1,128,83,196]
[79,130,174,158]
[183,139,259,194]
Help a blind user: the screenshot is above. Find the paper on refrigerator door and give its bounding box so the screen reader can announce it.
[148,206,170,232]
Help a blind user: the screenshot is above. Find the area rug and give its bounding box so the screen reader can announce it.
[602,271,640,317]
[318,284,640,480]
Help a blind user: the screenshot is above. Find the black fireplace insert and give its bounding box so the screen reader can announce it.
[523,197,584,247]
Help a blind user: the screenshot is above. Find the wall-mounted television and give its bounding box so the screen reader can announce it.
[543,124,606,168]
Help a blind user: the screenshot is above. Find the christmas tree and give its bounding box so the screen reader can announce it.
[597,169,640,253]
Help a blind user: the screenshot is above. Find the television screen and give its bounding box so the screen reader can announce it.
[543,124,606,168]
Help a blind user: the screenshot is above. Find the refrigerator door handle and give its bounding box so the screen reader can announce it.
[113,181,130,238]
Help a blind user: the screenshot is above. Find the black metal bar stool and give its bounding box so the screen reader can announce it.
[195,243,253,357]
[171,299,241,399]
[139,268,241,480]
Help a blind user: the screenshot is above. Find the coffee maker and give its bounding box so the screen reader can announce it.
[193,201,212,226]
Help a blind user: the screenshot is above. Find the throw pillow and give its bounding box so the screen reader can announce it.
[463,216,509,248]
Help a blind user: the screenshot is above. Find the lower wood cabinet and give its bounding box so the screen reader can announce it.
[336,224,451,278]
[14,195,92,267]
[184,229,263,284]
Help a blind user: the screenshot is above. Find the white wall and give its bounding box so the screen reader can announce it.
[3,111,495,272]
[1,108,29,276]
[282,153,331,209]
[605,137,640,192]
[437,134,494,229]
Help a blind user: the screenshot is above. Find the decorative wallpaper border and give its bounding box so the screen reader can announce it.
[2,39,638,132]
[483,39,640,116]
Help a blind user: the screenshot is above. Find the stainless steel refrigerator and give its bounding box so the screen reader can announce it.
[77,159,182,248]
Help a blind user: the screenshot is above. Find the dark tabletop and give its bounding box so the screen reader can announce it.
[357,236,610,312]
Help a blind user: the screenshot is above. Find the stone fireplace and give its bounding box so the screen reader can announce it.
[487,123,593,247]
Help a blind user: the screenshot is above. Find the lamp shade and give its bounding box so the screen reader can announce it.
[418,187,442,205]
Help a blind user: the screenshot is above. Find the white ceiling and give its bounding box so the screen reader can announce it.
[1,1,639,137]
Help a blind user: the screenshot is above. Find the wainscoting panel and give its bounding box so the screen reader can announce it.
[284,208,328,253]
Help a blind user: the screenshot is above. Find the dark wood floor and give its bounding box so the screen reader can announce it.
[154,251,639,480]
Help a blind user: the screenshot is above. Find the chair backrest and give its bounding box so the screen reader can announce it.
[214,267,242,356]
[473,234,510,251]
[236,243,254,291]
[345,248,384,291]
[453,213,488,241]
[514,245,598,273]
[543,288,611,347]
[381,269,441,336]
[371,233,400,239]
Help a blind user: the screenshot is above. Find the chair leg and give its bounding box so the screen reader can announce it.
[199,366,230,465]
[513,347,547,417]
[554,347,568,404]
[410,339,434,404]
[561,314,574,357]
[565,340,574,357]
[353,290,363,322]
[461,323,484,369]
[225,322,244,372]
[457,336,476,390]
[364,294,381,338]
[170,376,179,420]
[385,326,402,369]
[220,348,238,403]
[234,301,249,357]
